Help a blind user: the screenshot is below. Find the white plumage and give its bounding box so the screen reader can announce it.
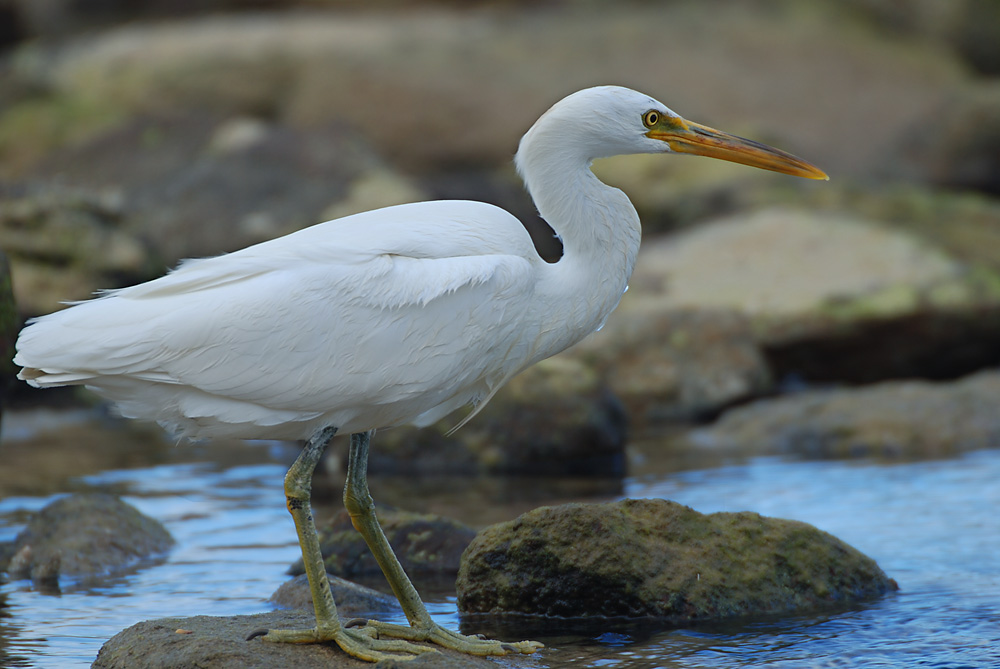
[16,85,824,442]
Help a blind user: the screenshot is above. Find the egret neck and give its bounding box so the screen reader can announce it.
[514,123,642,358]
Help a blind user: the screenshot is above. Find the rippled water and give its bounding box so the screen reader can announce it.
[1,413,998,668]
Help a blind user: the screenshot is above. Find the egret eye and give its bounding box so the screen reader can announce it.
[642,110,660,128]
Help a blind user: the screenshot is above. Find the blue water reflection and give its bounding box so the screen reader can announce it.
[1,443,998,668]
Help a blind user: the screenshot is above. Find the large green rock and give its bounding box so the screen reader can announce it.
[457,499,896,621]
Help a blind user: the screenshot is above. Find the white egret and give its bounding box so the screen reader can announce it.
[15,85,826,661]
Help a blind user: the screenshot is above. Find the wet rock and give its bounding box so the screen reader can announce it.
[457,498,896,621]
[270,573,399,619]
[93,611,494,669]
[287,508,475,580]
[684,370,1000,459]
[569,308,772,425]
[2,493,173,585]
[362,357,627,477]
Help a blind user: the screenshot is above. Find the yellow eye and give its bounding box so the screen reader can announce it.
[642,110,660,128]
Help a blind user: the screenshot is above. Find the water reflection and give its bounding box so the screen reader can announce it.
[0,411,998,668]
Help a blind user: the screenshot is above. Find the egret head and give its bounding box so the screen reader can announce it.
[519,85,827,180]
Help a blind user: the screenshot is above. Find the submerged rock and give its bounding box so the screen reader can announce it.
[2,493,173,585]
[457,499,896,621]
[287,507,475,580]
[685,369,1000,459]
[92,611,494,668]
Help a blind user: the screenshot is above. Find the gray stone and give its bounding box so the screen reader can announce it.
[92,611,493,669]
[685,370,1000,459]
[3,493,173,585]
[570,307,772,424]
[270,573,399,619]
[287,508,475,580]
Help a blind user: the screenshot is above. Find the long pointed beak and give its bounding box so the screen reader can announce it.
[648,117,828,180]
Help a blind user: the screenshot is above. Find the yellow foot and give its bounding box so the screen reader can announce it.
[346,618,543,656]
[248,624,436,662]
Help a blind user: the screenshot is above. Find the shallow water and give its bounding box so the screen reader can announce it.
[1,412,998,668]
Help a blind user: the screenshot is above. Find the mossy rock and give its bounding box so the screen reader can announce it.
[457,499,896,621]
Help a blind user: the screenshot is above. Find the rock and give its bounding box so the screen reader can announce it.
[361,357,627,477]
[683,370,1000,459]
[891,83,1000,195]
[287,508,475,581]
[26,114,378,266]
[761,187,1000,382]
[270,573,399,619]
[569,308,772,425]
[320,168,427,222]
[92,611,494,669]
[625,208,1000,383]
[947,0,1000,76]
[0,185,151,315]
[3,493,173,585]
[457,499,896,621]
[6,4,967,177]
[633,208,962,323]
[848,0,1000,76]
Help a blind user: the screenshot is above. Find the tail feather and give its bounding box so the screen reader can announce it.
[17,367,95,387]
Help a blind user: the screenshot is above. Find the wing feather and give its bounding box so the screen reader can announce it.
[15,200,543,438]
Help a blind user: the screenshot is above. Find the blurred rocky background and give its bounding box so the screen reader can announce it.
[2,0,1000,460]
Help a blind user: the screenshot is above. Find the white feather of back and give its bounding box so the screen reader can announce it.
[16,200,544,438]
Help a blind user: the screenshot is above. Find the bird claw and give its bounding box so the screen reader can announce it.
[358,619,543,656]
[250,624,436,662]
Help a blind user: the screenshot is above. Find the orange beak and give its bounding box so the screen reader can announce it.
[647,116,828,180]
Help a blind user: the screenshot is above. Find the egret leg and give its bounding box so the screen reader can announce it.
[252,426,434,662]
[343,430,542,656]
